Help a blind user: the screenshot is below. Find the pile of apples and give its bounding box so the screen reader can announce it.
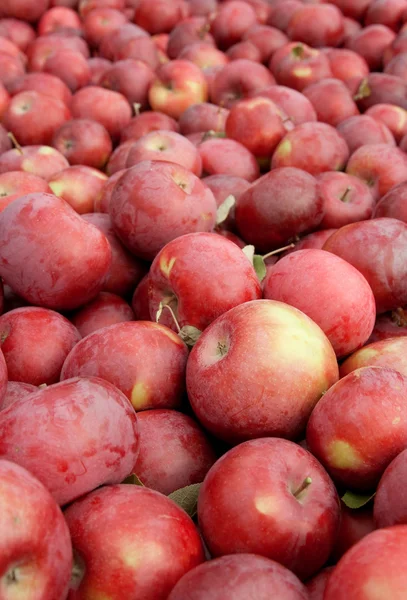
[3,0,407,598]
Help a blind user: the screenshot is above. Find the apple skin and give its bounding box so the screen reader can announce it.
[70,292,135,338]
[306,366,407,491]
[94,169,125,213]
[203,173,250,232]
[368,308,407,343]
[2,91,71,147]
[272,122,349,176]
[83,7,127,48]
[0,381,37,410]
[347,144,407,199]
[0,0,50,21]
[0,51,25,92]
[0,145,69,180]
[210,59,275,108]
[126,130,202,176]
[286,4,344,48]
[354,73,407,111]
[134,0,188,34]
[70,85,132,142]
[121,111,179,144]
[78,0,125,17]
[316,172,375,229]
[179,41,229,73]
[8,72,72,106]
[263,249,376,358]
[99,58,154,109]
[210,1,257,50]
[270,42,332,93]
[106,140,134,175]
[0,306,81,386]
[324,526,407,600]
[26,34,89,72]
[167,17,215,60]
[0,377,139,506]
[336,115,395,155]
[324,218,407,314]
[235,167,322,251]
[0,19,36,52]
[99,22,149,61]
[149,59,208,120]
[149,233,262,332]
[365,0,407,31]
[384,30,407,65]
[268,0,303,32]
[323,48,369,85]
[109,161,216,261]
[306,567,335,600]
[198,438,340,580]
[0,460,73,600]
[198,137,260,182]
[0,87,10,121]
[87,56,113,84]
[281,230,337,257]
[0,192,112,310]
[226,40,262,62]
[331,504,376,563]
[168,554,309,600]
[187,299,338,443]
[37,6,82,35]
[61,321,188,412]
[366,104,407,144]
[242,24,288,64]
[48,165,108,214]
[82,213,147,297]
[0,171,52,212]
[340,337,407,379]
[374,448,407,528]
[64,484,204,600]
[43,49,91,93]
[303,78,359,127]
[132,274,151,321]
[345,24,396,71]
[52,118,112,170]
[133,409,216,494]
[254,85,317,126]
[375,181,407,221]
[179,103,229,136]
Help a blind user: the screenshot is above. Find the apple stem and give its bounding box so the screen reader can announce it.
[7,132,23,155]
[391,307,407,328]
[5,568,18,585]
[340,186,352,203]
[293,476,312,498]
[156,303,181,334]
[262,243,295,260]
[133,103,141,116]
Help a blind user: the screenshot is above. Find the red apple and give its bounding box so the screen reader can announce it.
[0,381,37,410]
[316,172,375,229]
[203,173,250,231]
[210,59,274,108]
[87,56,113,84]
[270,43,332,92]
[385,52,407,81]
[187,299,338,442]
[106,140,134,175]
[109,161,216,260]
[337,115,396,155]
[272,122,349,176]
[340,337,407,379]
[198,437,340,580]
[374,181,407,221]
[0,145,69,180]
[0,52,25,92]
[70,85,132,142]
[178,42,229,72]
[125,130,202,176]
[242,24,288,64]
[0,19,36,52]
[307,366,407,490]
[306,568,335,600]
[0,460,72,600]
[187,0,217,16]
[169,554,309,600]
[0,377,138,506]
[78,0,125,17]
[365,103,407,143]
[303,78,359,127]
[121,111,179,143]
[61,321,188,411]
[83,7,128,48]
[0,0,50,22]
[235,167,322,251]
[368,309,407,343]
[287,4,344,48]
[179,103,229,136]
[26,34,89,72]
[52,118,112,169]
[167,17,215,60]
[374,448,407,528]
[149,59,208,120]
[37,6,82,35]
[0,171,52,212]
[0,192,112,310]
[48,165,107,214]
[353,73,407,111]
[323,48,369,85]
[226,40,262,62]
[133,409,216,494]
[94,168,125,213]
[8,72,72,107]
[198,137,260,181]
[0,82,10,119]
[99,22,149,61]
[0,306,80,385]
[345,24,395,71]
[254,85,317,126]
[281,229,337,257]
[323,218,407,313]
[43,49,91,93]
[70,292,135,338]
[99,58,154,109]
[131,273,151,321]
[365,0,407,31]
[331,504,376,562]
[210,1,257,50]
[324,526,407,599]
[268,1,303,32]
[65,484,204,599]
[134,0,188,34]
[328,0,370,19]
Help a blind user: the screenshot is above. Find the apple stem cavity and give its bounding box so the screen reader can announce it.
[340,186,352,203]
[7,132,23,155]
[262,243,296,260]
[293,476,312,499]
[391,307,407,327]
[292,44,305,59]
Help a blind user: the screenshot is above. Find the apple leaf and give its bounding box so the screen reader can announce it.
[341,490,375,509]
[353,78,371,101]
[179,326,202,348]
[216,195,235,226]
[242,244,255,262]
[168,483,202,518]
[253,254,267,282]
[122,473,145,486]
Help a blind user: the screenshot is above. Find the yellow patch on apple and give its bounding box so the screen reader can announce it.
[255,495,279,516]
[327,440,364,470]
[292,66,313,78]
[131,382,150,410]
[274,139,292,159]
[160,256,176,278]
[122,541,164,569]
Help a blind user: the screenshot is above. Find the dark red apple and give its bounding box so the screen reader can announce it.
[226,40,262,62]
[0,18,36,52]
[70,292,135,338]
[286,4,344,48]
[0,381,37,410]
[131,274,151,321]
[347,144,407,199]
[345,24,395,71]
[179,103,229,136]
[210,0,257,50]
[210,59,275,108]
[331,504,376,563]
[337,115,395,155]
[134,0,188,34]
[99,59,154,109]
[368,308,407,343]
[52,118,112,169]
[48,165,107,214]
[166,17,215,60]
[306,568,335,600]
[303,79,358,127]
[198,137,260,182]
[242,24,288,64]
[365,0,407,31]
[374,448,407,528]
[106,140,134,175]
[270,42,332,92]
[43,49,91,93]
[121,111,179,143]
[254,85,317,126]
[374,181,407,221]
[0,145,69,180]
[83,7,128,48]
[365,103,407,143]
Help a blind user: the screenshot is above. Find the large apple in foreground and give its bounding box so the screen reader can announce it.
[65,484,204,600]
[0,460,72,600]
[187,299,338,443]
[197,437,340,580]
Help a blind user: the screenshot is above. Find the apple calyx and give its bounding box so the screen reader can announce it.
[293,476,312,499]
[391,307,407,327]
[156,302,202,348]
[7,132,23,155]
[340,186,352,203]
[292,44,305,60]
[353,78,371,101]
[216,195,236,226]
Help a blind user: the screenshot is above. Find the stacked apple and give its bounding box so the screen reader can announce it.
[3,0,407,598]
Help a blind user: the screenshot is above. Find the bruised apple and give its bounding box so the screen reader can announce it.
[0,377,139,506]
[0,192,112,310]
[61,321,188,411]
[187,300,338,443]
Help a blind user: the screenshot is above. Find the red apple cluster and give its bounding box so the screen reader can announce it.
[2,0,407,598]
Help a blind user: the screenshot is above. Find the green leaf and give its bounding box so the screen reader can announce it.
[341,490,375,509]
[253,254,267,282]
[242,245,255,263]
[179,326,202,348]
[168,483,202,518]
[216,195,235,226]
[122,473,145,486]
